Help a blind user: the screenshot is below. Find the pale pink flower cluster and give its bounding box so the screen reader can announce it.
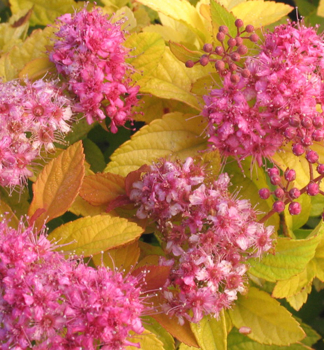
[0,79,73,188]
[50,7,139,132]
[203,21,324,166]
[130,157,273,323]
[0,216,144,350]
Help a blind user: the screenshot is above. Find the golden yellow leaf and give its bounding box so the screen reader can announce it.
[48,215,143,256]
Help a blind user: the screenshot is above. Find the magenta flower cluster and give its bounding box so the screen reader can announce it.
[0,216,144,350]
[0,79,73,188]
[203,21,324,166]
[130,157,273,323]
[50,7,139,132]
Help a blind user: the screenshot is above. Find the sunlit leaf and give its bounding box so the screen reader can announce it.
[142,316,175,350]
[286,284,312,311]
[169,41,202,63]
[229,287,305,345]
[105,112,207,176]
[28,141,85,230]
[249,234,323,282]
[124,32,165,82]
[210,0,237,38]
[126,330,165,350]
[136,0,210,43]
[139,48,207,110]
[92,239,140,274]
[191,312,227,350]
[227,327,308,350]
[9,0,77,26]
[80,172,125,206]
[48,215,143,256]
[231,1,293,28]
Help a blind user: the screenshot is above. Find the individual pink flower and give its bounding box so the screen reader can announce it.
[203,21,324,166]
[0,215,145,349]
[50,7,139,132]
[129,157,274,323]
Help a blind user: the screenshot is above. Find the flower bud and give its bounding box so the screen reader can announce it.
[245,24,254,33]
[289,187,300,199]
[237,45,248,55]
[270,175,281,185]
[230,74,240,84]
[203,43,213,53]
[289,114,300,127]
[219,25,229,34]
[241,69,250,78]
[317,163,324,174]
[306,182,319,196]
[215,46,224,55]
[185,60,194,68]
[235,19,244,28]
[306,150,319,164]
[301,117,312,129]
[292,143,304,156]
[284,169,296,182]
[235,36,243,46]
[249,34,259,42]
[313,116,324,128]
[259,188,271,199]
[215,60,225,71]
[228,38,237,47]
[217,32,225,41]
[274,188,285,198]
[231,52,241,61]
[312,129,324,142]
[289,202,301,215]
[273,201,285,213]
[200,55,209,66]
[267,167,279,176]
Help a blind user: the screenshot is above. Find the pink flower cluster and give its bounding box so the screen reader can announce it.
[0,79,73,188]
[50,7,139,132]
[203,21,324,166]
[0,216,144,350]
[130,157,273,323]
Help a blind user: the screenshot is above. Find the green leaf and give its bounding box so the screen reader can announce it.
[139,47,207,110]
[229,287,305,346]
[104,112,207,176]
[210,0,237,38]
[0,187,30,219]
[284,194,311,235]
[231,1,293,28]
[249,233,323,282]
[142,316,175,350]
[169,41,202,63]
[227,327,309,350]
[190,312,227,350]
[83,139,106,173]
[126,330,165,350]
[47,214,143,256]
[224,157,279,229]
[300,322,321,347]
[313,222,324,282]
[272,260,316,299]
[124,32,165,82]
[9,0,77,26]
[0,26,55,81]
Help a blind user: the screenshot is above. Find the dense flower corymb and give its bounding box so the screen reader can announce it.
[129,157,273,323]
[203,21,324,166]
[0,216,145,349]
[50,7,139,132]
[0,79,73,189]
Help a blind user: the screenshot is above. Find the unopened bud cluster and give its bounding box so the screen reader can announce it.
[259,162,324,218]
[186,19,258,83]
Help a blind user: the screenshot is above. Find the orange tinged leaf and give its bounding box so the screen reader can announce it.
[80,172,125,206]
[28,141,85,229]
[132,265,171,292]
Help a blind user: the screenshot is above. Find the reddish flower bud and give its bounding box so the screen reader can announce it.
[229,63,237,72]
[185,60,194,68]
[301,117,312,129]
[217,32,225,41]
[274,188,285,198]
[259,188,271,199]
[270,175,281,185]
[230,74,240,84]
[203,43,213,53]
[215,60,225,71]
[317,163,324,174]
[228,38,237,47]
[289,202,301,215]
[292,143,304,156]
[235,36,243,46]
[312,129,324,142]
[241,69,250,78]
[267,167,280,176]
[284,169,296,182]
[200,55,209,66]
[284,127,297,139]
[237,45,248,55]
[306,182,319,196]
[245,24,254,33]
[301,136,313,146]
[289,187,300,199]
[306,150,319,164]
[235,19,244,28]
[313,116,324,128]
[249,33,259,42]
[273,201,285,213]
[289,114,300,127]
[231,52,241,61]
[219,25,229,34]
[215,46,224,55]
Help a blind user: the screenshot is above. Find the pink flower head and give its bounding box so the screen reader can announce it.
[0,79,73,189]
[129,157,274,323]
[203,21,324,166]
[50,7,139,132]
[0,215,145,349]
